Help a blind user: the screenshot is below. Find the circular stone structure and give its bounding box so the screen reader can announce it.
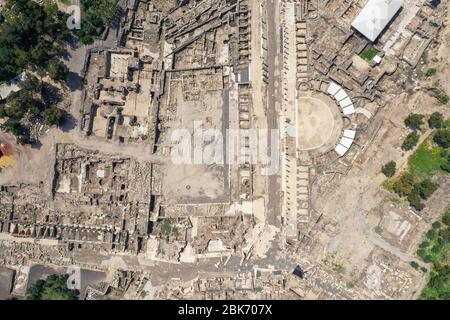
[297,95,343,151]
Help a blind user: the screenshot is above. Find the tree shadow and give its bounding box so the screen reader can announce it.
[31,139,42,150]
[60,109,77,133]
[66,34,80,51]
[66,71,83,92]
[42,82,62,106]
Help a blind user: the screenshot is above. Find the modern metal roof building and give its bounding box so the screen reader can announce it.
[351,0,404,42]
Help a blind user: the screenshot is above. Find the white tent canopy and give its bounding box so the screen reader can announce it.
[352,0,404,42]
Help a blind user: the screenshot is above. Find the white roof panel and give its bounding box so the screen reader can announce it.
[351,0,404,42]
[343,129,356,139]
[343,105,356,115]
[327,82,341,96]
[334,89,348,102]
[335,144,349,157]
[339,97,353,109]
[340,137,354,149]
[373,55,383,64]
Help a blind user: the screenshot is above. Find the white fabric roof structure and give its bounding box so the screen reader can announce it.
[335,130,357,157]
[343,129,357,139]
[327,82,341,96]
[343,105,356,115]
[352,0,404,42]
[335,144,349,157]
[339,97,353,109]
[372,55,383,64]
[339,137,354,149]
[334,89,348,102]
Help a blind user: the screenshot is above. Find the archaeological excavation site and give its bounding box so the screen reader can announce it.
[0,0,449,303]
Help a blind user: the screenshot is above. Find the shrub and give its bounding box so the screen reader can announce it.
[415,179,438,200]
[440,226,450,242]
[419,241,430,249]
[426,68,437,77]
[436,94,449,105]
[44,107,62,126]
[433,129,450,148]
[443,207,450,226]
[402,132,420,151]
[382,161,397,177]
[442,158,450,173]
[48,60,69,81]
[393,173,415,197]
[405,114,424,131]
[432,221,441,229]
[407,190,425,211]
[26,274,77,300]
[428,112,444,129]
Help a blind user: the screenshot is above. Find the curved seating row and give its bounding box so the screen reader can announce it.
[335,129,357,157]
[326,82,355,116]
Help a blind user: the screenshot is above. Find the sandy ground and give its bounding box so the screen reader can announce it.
[297,97,338,150]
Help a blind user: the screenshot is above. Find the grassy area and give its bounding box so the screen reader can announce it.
[408,137,448,180]
[161,219,173,235]
[383,179,395,192]
[383,123,450,210]
[160,219,179,237]
[360,45,378,61]
[383,134,447,190]
[446,118,450,128]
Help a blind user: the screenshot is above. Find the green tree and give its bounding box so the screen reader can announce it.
[440,226,450,242]
[443,207,450,226]
[426,228,438,241]
[75,0,119,44]
[433,129,450,148]
[0,118,32,145]
[428,112,444,129]
[19,74,43,93]
[420,266,450,300]
[415,179,438,200]
[407,189,424,211]
[402,132,420,151]
[442,158,450,173]
[432,221,441,229]
[393,173,415,197]
[0,0,69,82]
[436,94,449,106]
[48,60,69,81]
[405,114,424,131]
[381,161,396,177]
[44,107,62,126]
[26,274,78,300]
